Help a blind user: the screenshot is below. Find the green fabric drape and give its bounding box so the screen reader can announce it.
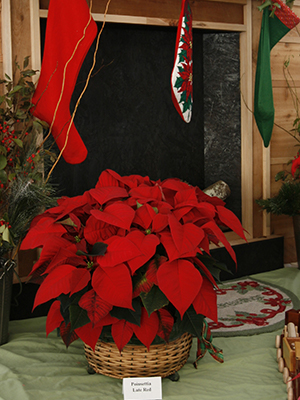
[254,1,300,147]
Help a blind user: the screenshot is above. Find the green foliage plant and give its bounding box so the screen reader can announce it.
[0,57,57,258]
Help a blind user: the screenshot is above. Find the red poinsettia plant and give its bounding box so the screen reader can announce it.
[21,169,246,352]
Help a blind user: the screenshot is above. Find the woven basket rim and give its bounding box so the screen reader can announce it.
[84,332,193,379]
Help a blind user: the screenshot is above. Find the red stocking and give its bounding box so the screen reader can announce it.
[32,0,97,164]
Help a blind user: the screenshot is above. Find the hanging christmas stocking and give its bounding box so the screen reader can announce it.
[32,0,97,164]
[171,0,193,123]
[254,0,300,147]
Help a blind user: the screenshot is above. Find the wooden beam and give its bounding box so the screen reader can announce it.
[39,9,246,31]
[240,0,253,238]
[1,0,13,79]
[29,0,41,82]
[39,0,245,26]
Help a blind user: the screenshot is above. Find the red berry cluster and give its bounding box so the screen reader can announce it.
[0,220,11,229]
[0,121,21,167]
[26,151,39,170]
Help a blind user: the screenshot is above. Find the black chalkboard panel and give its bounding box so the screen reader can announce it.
[42,22,204,194]
[40,21,241,219]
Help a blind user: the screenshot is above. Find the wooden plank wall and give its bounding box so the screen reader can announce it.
[0,2,3,89]
[266,1,300,263]
[3,0,300,268]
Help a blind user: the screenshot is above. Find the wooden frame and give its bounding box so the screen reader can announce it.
[1,0,13,79]
[29,0,253,240]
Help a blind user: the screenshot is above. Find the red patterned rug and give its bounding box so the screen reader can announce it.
[208,278,299,336]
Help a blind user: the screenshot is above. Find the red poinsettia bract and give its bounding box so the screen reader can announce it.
[21,169,246,351]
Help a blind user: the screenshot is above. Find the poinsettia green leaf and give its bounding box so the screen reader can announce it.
[69,304,90,330]
[111,319,134,351]
[157,259,202,318]
[140,285,169,316]
[58,287,89,327]
[110,297,141,326]
[176,305,204,340]
[58,293,72,316]
[196,253,231,282]
[76,242,108,257]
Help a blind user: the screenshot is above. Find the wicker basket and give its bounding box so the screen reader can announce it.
[84,332,193,379]
[0,258,16,345]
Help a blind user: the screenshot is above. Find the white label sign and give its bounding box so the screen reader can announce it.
[123,376,162,400]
